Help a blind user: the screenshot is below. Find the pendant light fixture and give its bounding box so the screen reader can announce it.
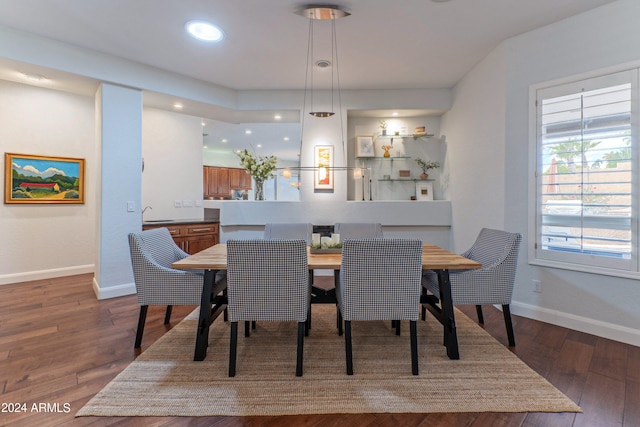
[299,5,349,118]
[280,5,364,190]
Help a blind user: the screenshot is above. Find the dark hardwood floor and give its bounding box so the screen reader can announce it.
[0,273,638,427]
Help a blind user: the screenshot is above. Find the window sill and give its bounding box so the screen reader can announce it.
[529,258,640,280]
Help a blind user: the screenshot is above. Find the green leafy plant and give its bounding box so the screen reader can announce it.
[236,149,278,181]
[379,120,387,130]
[414,158,440,173]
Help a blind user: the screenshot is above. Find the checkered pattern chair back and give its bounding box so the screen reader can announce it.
[423,228,522,305]
[128,227,203,306]
[334,223,383,239]
[464,228,520,268]
[338,238,422,321]
[226,239,310,322]
[264,223,313,244]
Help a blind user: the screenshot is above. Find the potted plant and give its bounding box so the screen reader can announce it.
[414,158,440,180]
[237,149,278,200]
[379,120,387,136]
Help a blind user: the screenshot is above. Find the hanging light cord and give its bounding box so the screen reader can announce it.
[332,11,346,163]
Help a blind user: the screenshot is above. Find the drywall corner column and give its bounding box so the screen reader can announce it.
[93,83,142,299]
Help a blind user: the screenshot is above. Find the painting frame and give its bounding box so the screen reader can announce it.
[355,135,375,157]
[314,145,334,190]
[5,153,86,204]
[415,181,434,201]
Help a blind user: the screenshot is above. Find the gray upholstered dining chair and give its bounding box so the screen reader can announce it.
[337,238,423,375]
[332,222,384,328]
[333,222,383,239]
[264,222,313,244]
[262,222,313,330]
[422,228,522,347]
[128,227,227,348]
[226,239,310,377]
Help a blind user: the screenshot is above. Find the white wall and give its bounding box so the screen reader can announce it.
[94,83,143,299]
[439,45,507,252]
[444,0,640,345]
[505,0,640,344]
[142,108,204,221]
[0,80,96,284]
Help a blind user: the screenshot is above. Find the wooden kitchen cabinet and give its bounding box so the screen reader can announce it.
[229,168,252,190]
[203,166,212,197]
[142,221,219,254]
[204,166,251,198]
[203,166,231,198]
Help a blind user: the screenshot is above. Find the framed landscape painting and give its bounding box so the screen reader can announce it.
[314,145,334,190]
[5,153,85,204]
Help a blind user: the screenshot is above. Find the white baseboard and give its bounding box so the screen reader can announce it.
[511,301,640,347]
[92,277,136,300]
[0,264,94,286]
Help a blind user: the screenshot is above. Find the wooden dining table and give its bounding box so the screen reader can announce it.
[172,243,481,362]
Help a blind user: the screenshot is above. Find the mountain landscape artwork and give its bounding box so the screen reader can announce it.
[4,153,85,204]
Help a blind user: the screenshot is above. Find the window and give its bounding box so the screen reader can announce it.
[534,69,638,273]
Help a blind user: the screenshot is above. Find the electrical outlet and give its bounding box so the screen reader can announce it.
[533,280,542,293]
[174,200,183,208]
[183,199,193,207]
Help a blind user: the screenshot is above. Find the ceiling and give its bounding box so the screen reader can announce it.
[0,0,618,159]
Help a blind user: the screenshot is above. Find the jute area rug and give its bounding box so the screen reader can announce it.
[77,305,581,417]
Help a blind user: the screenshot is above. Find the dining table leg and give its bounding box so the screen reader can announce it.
[436,269,459,360]
[194,269,216,361]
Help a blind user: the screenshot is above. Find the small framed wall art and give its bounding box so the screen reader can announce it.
[415,181,434,201]
[5,153,86,204]
[355,135,375,157]
[314,145,334,190]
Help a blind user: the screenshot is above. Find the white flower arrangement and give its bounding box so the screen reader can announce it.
[237,149,278,181]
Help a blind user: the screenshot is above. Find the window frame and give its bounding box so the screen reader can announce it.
[528,64,640,278]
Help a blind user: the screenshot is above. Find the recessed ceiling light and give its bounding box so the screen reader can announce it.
[173,103,183,110]
[185,20,224,42]
[392,112,399,116]
[283,137,290,141]
[257,144,262,148]
[221,139,228,143]
[245,130,252,135]
[274,114,282,120]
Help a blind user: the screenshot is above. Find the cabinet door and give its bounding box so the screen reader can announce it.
[229,168,241,189]
[240,169,252,189]
[183,224,218,254]
[216,168,230,197]
[203,166,210,197]
[183,236,213,254]
[204,166,219,198]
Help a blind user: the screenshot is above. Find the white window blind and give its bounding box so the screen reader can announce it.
[535,69,638,271]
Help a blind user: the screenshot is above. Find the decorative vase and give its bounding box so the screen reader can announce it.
[254,179,264,200]
[382,129,387,136]
[383,148,391,158]
[420,173,429,180]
